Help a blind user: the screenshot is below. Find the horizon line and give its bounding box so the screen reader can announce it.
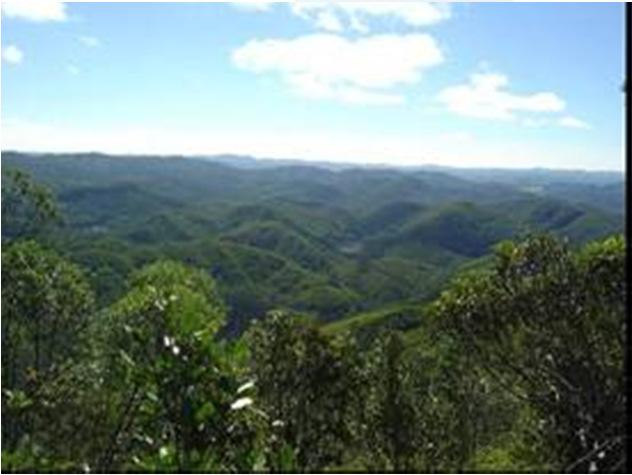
[1,149,624,174]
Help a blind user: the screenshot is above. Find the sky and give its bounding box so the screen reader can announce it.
[0,1,625,170]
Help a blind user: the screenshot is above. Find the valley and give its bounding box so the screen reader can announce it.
[2,151,623,335]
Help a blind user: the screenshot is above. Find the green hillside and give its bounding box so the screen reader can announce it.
[1,155,625,473]
[2,152,624,334]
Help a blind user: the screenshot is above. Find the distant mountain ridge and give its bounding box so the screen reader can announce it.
[4,149,623,178]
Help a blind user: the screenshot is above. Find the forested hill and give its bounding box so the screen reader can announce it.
[1,151,626,473]
[1,151,624,334]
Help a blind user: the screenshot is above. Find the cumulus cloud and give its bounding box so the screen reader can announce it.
[313,10,344,32]
[79,36,101,48]
[291,1,450,33]
[1,0,67,22]
[558,115,591,130]
[2,44,23,64]
[232,33,443,105]
[437,72,566,120]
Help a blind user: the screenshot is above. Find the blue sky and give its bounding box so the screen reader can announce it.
[1,1,625,170]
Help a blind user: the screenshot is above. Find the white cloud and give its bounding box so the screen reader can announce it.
[437,72,566,120]
[79,36,101,48]
[66,64,80,75]
[290,1,450,33]
[349,14,370,34]
[520,115,592,131]
[558,115,591,130]
[232,33,443,105]
[2,44,23,64]
[313,10,344,32]
[1,0,67,22]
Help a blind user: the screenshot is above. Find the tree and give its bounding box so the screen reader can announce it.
[360,331,426,471]
[431,234,626,472]
[245,311,363,472]
[358,329,489,473]
[1,168,60,241]
[94,260,265,472]
[1,240,95,470]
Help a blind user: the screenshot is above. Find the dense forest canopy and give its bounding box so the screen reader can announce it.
[0,152,627,472]
[1,152,623,334]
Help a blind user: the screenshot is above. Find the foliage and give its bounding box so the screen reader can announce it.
[93,261,266,472]
[1,240,95,471]
[2,168,60,240]
[430,234,627,472]
[244,311,364,472]
[0,166,625,473]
